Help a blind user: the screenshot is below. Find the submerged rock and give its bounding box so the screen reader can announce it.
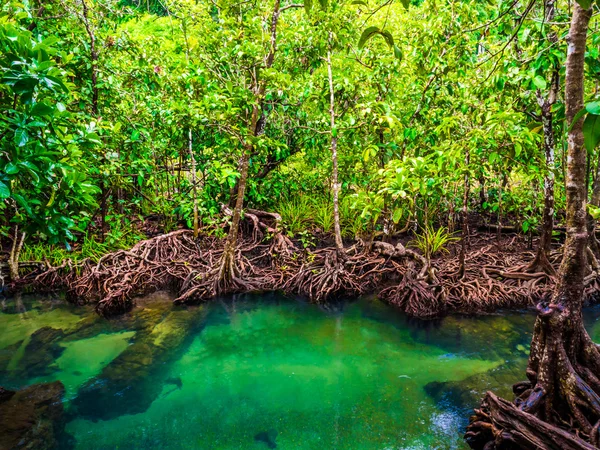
[424,360,526,413]
[0,381,72,450]
[72,305,207,421]
[16,327,65,378]
[0,387,14,403]
[254,429,278,449]
[164,376,182,389]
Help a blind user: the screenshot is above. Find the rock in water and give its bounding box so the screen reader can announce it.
[165,376,182,389]
[0,387,15,404]
[254,429,278,449]
[73,306,207,421]
[0,381,72,450]
[14,327,65,378]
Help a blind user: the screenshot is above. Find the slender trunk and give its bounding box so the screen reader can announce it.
[532,64,558,272]
[81,0,98,116]
[221,0,282,267]
[189,128,199,238]
[100,179,107,242]
[327,39,344,253]
[478,175,486,210]
[496,176,504,248]
[533,0,558,271]
[8,226,26,282]
[81,0,103,241]
[459,149,470,277]
[220,144,252,274]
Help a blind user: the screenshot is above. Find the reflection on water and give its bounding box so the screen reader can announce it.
[3,292,600,449]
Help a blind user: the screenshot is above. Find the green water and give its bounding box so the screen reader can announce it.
[3,292,600,449]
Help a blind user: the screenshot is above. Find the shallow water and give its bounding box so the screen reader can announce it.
[2,293,600,449]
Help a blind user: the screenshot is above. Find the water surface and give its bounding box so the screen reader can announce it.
[2,292,600,449]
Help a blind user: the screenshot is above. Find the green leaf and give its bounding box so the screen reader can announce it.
[352,0,368,5]
[568,108,588,132]
[0,181,10,199]
[358,26,395,49]
[13,193,33,216]
[14,128,29,147]
[589,204,600,220]
[304,0,312,12]
[392,208,403,223]
[583,113,600,152]
[31,102,54,116]
[586,101,600,115]
[393,44,403,61]
[532,75,546,90]
[5,162,19,174]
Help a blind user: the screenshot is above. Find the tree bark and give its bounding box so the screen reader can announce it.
[80,0,99,116]
[531,0,558,275]
[218,0,284,280]
[8,226,25,282]
[466,4,600,448]
[189,128,199,238]
[459,149,470,277]
[327,36,344,254]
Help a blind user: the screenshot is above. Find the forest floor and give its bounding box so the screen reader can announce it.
[3,213,596,318]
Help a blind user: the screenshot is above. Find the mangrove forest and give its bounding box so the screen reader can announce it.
[3,0,600,447]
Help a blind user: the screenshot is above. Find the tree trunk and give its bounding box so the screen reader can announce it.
[327,37,344,254]
[479,175,486,211]
[8,226,25,282]
[459,149,470,277]
[189,128,199,238]
[218,0,283,281]
[219,143,252,280]
[530,0,558,275]
[81,0,98,116]
[466,4,600,449]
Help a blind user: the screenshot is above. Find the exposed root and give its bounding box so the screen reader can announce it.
[28,228,600,318]
[466,301,600,449]
[466,392,596,450]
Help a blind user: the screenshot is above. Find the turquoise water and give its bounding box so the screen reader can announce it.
[2,292,600,449]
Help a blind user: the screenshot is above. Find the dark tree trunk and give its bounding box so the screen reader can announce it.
[530,0,558,275]
[479,175,486,211]
[466,4,600,449]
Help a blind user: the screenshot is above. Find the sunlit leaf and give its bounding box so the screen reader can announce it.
[583,113,600,152]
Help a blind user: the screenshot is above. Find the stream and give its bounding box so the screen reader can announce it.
[2,292,600,449]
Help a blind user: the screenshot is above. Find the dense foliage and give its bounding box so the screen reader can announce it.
[1,0,600,260]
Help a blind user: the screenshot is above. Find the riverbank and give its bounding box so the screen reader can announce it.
[4,217,596,318]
